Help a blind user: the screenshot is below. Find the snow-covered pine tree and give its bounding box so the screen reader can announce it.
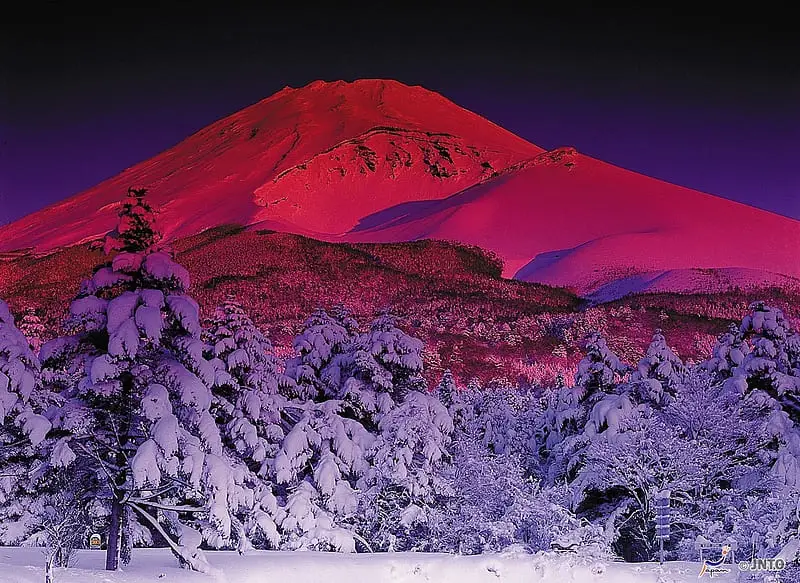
[18,307,46,355]
[535,331,628,473]
[630,329,685,406]
[729,303,800,417]
[205,296,290,395]
[435,369,457,408]
[0,299,46,444]
[360,389,454,550]
[343,311,458,551]
[275,308,453,552]
[574,331,628,400]
[204,296,292,466]
[722,303,800,495]
[201,295,296,551]
[269,398,376,551]
[0,299,55,549]
[266,307,378,551]
[704,323,750,380]
[340,309,427,423]
[285,306,359,400]
[38,188,268,572]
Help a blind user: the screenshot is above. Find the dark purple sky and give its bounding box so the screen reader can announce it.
[1,5,797,225]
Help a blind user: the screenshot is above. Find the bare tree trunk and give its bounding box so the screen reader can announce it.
[105,495,122,571]
[45,552,55,583]
[107,372,133,571]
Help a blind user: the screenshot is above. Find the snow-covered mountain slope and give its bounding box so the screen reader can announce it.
[339,151,800,296]
[0,79,538,252]
[1,79,798,298]
[585,268,800,304]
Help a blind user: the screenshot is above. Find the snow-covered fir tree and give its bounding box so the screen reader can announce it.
[359,390,453,551]
[535,332,629,480]
[704,323,750,380]
[0,299,55,549]
[574,331,629,399]
[0,300,44,442]
[274,307,458,552]
[268,397,375,551]
[259,307,376,551]
[37,188,277,572]
[345,310,447,545]
[205,296,291,396]
[17,307,46,355]
[630,329,685,406]
[285,306,359,400]
[435,369,457,408]
[201,295,302,551]
[728,302,800,417]
[204,296,293,467]
[340,310,427,423]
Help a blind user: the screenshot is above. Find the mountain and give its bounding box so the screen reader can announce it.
[0,79,538,252]
[339,149,800,296]
[1,79,798,298]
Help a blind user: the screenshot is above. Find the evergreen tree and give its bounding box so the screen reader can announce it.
[729,303,800,418]
[574,331,628,400]
[38,189,267,572]
[341,310,426,422]
[18,307,46,355]
[269,399,375,551]
[435,369,457,408]
[285,307,359,400]
[0,299,55,550]
[536,332,628,467]
[103,187,161,255]
[204,296,292,468]
[630,329,685,406]
[269,307,377,551]
[0,300,42,433]
[704,323,749,380]
[360,390,453,550]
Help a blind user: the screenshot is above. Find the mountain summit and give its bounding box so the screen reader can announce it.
[1,79,798,298]
[0,79,538,251]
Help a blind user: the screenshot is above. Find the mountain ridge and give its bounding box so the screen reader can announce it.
[1,78,798,299]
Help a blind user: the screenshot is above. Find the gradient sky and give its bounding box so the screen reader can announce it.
[1,5,797,225]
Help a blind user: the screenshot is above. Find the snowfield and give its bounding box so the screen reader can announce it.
[0,547,738,583]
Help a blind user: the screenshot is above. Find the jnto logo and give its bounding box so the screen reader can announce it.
[698,545,731,578]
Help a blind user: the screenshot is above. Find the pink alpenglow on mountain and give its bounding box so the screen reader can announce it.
[1,79,798,298]
[0,79,538,252]
[342,150,800,296]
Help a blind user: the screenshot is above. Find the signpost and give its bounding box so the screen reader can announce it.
[654,490,671,565]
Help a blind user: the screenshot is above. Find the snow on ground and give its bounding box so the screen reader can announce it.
[0,547,740,583]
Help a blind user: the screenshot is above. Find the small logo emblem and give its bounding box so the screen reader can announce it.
[698,545,732,578]
[89,533,102,550]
